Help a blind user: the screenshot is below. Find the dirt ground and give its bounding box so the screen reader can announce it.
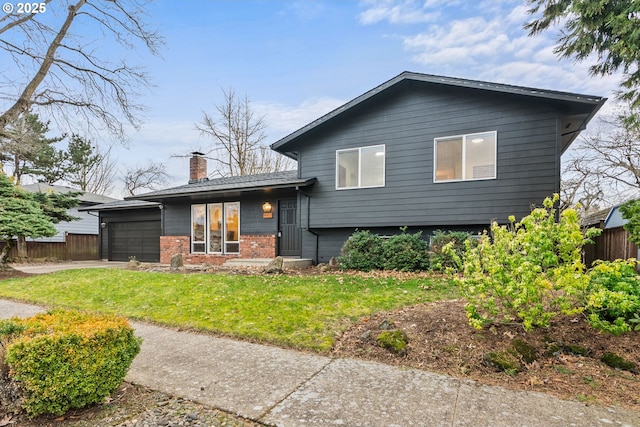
[332,298,640,411]
[1,266,639,425]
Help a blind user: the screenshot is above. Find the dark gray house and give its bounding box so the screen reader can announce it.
[88,72,606,264]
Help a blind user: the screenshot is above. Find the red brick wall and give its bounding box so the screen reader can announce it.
[160,234,276,265]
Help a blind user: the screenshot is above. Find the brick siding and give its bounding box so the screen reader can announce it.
[160,234,276,265]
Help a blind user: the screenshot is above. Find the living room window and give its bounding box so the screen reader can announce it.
[336,144,385,189]
[434,131,496,182]
[191,202,240,254]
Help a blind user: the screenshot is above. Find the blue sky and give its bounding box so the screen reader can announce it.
[6,0,623,197]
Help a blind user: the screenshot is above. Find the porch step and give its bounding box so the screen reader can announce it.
[223,258,313,270]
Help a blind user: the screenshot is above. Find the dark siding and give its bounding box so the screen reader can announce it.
[161,190,297,237]
[297,84,564,229]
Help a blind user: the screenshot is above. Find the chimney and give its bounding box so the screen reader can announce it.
[189,152,208,184]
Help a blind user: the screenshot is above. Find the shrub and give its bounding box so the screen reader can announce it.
[382,228,429,272]
[619,199,640,245]
[1,309,141,417]
[428,230,475,272]
[339,230,384,271]
[585,259,640,335]
[456,195,599,331]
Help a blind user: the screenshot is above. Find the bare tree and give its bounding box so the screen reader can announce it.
[562,104,640,212]
[122,160,168,196]
[196,88,294,177]
[0,0,163,141]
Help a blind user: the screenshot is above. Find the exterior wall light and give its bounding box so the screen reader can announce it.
[262,201,273,219]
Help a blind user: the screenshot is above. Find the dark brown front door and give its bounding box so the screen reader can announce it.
[278,199,301,256]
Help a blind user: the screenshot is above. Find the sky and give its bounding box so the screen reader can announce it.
[5,0,625,198]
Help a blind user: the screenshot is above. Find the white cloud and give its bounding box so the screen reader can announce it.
[357,0,441,25]
[404,17,514,65]
[254,97,346,141]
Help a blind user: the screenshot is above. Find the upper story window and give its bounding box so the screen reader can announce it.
[434,131,496,182]
[336,144,385,189]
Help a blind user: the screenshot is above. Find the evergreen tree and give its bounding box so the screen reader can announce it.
[0,173,56,265]
[0,113,64,183]
[526,0,640,129]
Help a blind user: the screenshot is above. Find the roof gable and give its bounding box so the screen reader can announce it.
[271,71,606,157]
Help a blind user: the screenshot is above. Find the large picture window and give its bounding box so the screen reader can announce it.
[191,202,240,254]
[434,131,496,182]
[336,144,385,189]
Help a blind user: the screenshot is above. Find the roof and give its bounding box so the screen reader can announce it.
[271,71,606,157]
[20,183,117,205]
[581,206,611,228]
[128,170,316,202]
[77,199,161,212]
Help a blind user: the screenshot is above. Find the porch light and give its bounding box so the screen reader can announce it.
[262,201,273,219]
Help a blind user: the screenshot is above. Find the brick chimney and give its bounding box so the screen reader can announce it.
[189,152,208,184]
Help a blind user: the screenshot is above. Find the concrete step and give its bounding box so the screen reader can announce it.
[224,257,313,270]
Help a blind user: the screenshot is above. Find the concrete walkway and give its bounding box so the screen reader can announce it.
[1,299,638,427]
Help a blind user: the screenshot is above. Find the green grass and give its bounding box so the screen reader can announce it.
[0,269,457,352]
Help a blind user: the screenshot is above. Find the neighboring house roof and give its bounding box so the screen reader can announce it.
[582,207,611,228]
[78,199,161,212]
[604,204,630,229]
[271,71,606,158]
[20,183,117,205]
[128,170,316,202]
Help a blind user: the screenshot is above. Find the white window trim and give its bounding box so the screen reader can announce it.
[433,131,497,183]
[335,144,386,190]
[191,204,206,254]
[191,202,240,254]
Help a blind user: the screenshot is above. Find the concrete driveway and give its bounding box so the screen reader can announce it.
[9,261,128,274]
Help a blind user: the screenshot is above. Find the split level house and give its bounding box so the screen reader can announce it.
[83,72,606,265]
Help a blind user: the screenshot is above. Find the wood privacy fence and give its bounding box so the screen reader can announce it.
[3,233,99,261]
[584,226,639,267]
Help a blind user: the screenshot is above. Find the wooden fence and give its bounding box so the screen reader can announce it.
[3,233,99,261]
[584,226,639,267]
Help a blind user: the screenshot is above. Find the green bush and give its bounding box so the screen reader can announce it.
[620,199,640,245]
[456,195,599,331]
[428,230,475,272]
[339,230,384,271]
[585,259,640,335]
[382,229,429,272]
[1,309,141,417]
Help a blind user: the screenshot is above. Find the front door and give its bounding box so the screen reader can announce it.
[278,199,301,256]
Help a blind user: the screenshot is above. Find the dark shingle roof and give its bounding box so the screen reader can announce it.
[271,71,606,157]
[128,170,315,201]
[78,199,161,212]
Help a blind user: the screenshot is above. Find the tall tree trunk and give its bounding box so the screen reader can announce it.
[16,236,27,259]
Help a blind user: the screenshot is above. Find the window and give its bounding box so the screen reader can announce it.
[434,131,496,182]
[336,144,385,189]
[191,202,240,254]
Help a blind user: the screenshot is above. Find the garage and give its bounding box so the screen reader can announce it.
[109,220,161,262]
[78,200,163,263]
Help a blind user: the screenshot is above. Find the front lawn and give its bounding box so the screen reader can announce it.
[0,268,456,351]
